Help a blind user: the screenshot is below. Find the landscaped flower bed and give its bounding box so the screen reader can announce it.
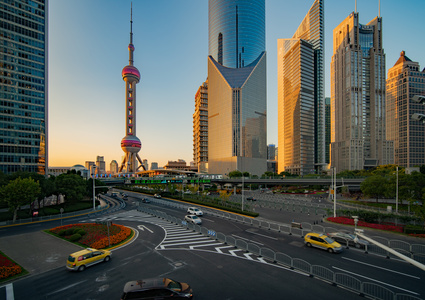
[0,252,22,280]
[49,223,132,249]
[327,216,404,233]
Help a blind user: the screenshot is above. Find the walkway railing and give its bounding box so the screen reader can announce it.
[137,205,422,300]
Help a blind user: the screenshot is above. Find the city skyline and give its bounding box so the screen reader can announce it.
[48,0,425,169]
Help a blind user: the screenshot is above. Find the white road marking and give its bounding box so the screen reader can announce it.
[332,266,420,295]
[341,257,421,279]
[6,283,14,300]
[229,249,243,256]
[137,225,153,233]
[246,230,279,240]
[215,246,234,253]
[244,253,254,260]
[258,257,267,263]
[232,234,264,246]
[45,280,87,296]
[189,243,223,249]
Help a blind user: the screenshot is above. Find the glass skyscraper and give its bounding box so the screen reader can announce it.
[386,51,425,169]
[331,12,393,171]
[277,0,324,175]
[0,0,48,174]
[207,0,267,176]
[208,0,265,69]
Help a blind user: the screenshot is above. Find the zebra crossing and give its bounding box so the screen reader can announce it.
[86,210,271,263]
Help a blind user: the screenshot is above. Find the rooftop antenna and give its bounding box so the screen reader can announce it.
[379,0,381,17]
[355,0,357,13]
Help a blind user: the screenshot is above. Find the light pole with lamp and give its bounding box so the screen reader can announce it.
[396,166,399,214]
[92,165,97,210]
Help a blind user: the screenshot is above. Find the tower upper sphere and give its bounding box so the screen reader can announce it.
[122,65,140,82]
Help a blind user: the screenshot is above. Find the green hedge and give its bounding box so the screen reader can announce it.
[404,225,425,234]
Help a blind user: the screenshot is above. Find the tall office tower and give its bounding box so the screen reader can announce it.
[386,51,425,169]
[150,162,158,170]
[331,11,393,171]
[119,7,145,174]
[193,80,208,173]
[277,0,324,176]
[110,160,118,175]
[142,159,148,171]
[208,0,267,176]
[325,97,331,164]
[0,0,48,174]
[267,144,276,160]
[96,156,105,175]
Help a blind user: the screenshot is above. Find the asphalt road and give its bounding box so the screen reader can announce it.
[0,192,424,299]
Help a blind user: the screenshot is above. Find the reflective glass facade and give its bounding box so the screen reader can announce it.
[331,12,393,171]
[208,53,267,176]
[386,52,425,168]
[207,0,267,176]
[277,0,324,175]
[0,0,48,174]
[208,0,265,68]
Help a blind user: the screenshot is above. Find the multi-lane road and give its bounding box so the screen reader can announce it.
[0,192,424,300]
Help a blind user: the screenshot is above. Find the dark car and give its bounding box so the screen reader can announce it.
[246,197,256,201]
[141,198,151,203]
[121,278,193,299]
[327,232,369,249]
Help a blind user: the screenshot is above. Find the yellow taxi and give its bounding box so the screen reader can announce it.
[304,232,343,253]
[66,248,112,271]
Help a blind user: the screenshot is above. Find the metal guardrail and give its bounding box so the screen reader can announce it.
[137,197,425,261]
[137,205,422,300]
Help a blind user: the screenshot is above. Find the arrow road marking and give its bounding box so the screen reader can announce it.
[137,225,153,233]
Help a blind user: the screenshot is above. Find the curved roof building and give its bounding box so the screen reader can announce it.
[208,0,265,68]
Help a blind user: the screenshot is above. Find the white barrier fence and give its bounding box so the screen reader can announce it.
[137,205,422,300]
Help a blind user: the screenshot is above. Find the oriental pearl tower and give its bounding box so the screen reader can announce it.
[119,6,145,173]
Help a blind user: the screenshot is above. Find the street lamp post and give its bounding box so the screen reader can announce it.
[396,166,399,214]
[333,167,337,218]
[92,165,97,210]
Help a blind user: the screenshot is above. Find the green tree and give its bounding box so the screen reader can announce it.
[55,173,87,204]
[228,170,242,178]
[0,177,41,222]
[360,175,389,202]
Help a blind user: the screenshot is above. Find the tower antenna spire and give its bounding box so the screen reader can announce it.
[379,0,381,17]
[355,0,357,13]
[130,2,133,44]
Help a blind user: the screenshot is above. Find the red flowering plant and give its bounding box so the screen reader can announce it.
[49,223,132,249]
[0,251,23,280]
[327,216,404,233]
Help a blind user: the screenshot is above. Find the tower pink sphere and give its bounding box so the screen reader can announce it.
[121,135,141,154]
[122,65,140,81]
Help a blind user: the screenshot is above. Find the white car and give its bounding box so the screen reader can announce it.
[187,207,203,216]
[185,215,202,225]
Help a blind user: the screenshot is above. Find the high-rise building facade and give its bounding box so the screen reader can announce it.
[193,80,208,173]
[277,0,324,175]
[325,97,331,164]
[208,0,265,68]
[331,12,393,171]
[96,156,105,175]
[267,144,276,160]
[386,51,425,169]
[207,0,267,176]
[0,0,48,174]
[110,160,118,175]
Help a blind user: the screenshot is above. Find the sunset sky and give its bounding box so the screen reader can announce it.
[48,0,425,169]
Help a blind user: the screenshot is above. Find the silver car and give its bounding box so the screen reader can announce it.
[187,207,203,216]
[184,215,202,225]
